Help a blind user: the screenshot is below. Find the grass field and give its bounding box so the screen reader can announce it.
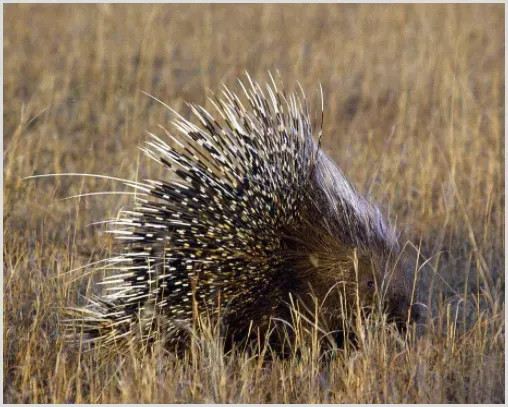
[3,4,505,403]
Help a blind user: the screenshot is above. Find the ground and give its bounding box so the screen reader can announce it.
[3,4,505,403]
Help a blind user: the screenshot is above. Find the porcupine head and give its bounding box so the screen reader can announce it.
[287,146,421,339]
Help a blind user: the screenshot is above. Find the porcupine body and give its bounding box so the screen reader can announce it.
[70,73,419,350]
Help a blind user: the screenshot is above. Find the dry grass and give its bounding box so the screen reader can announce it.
[3,4,504,403]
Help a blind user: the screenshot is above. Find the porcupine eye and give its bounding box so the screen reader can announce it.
[367,281,374,288]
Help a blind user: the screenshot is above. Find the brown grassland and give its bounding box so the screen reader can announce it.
[3,4,505,403]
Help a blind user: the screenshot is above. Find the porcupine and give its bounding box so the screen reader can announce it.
[68,73,422,351]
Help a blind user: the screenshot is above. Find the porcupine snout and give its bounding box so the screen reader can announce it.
[386,295,413,330]
[384,284,427,332]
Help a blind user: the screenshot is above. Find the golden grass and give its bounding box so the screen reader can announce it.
[3,3,504,403]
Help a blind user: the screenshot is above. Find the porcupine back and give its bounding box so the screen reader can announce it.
[67,73,410,350]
